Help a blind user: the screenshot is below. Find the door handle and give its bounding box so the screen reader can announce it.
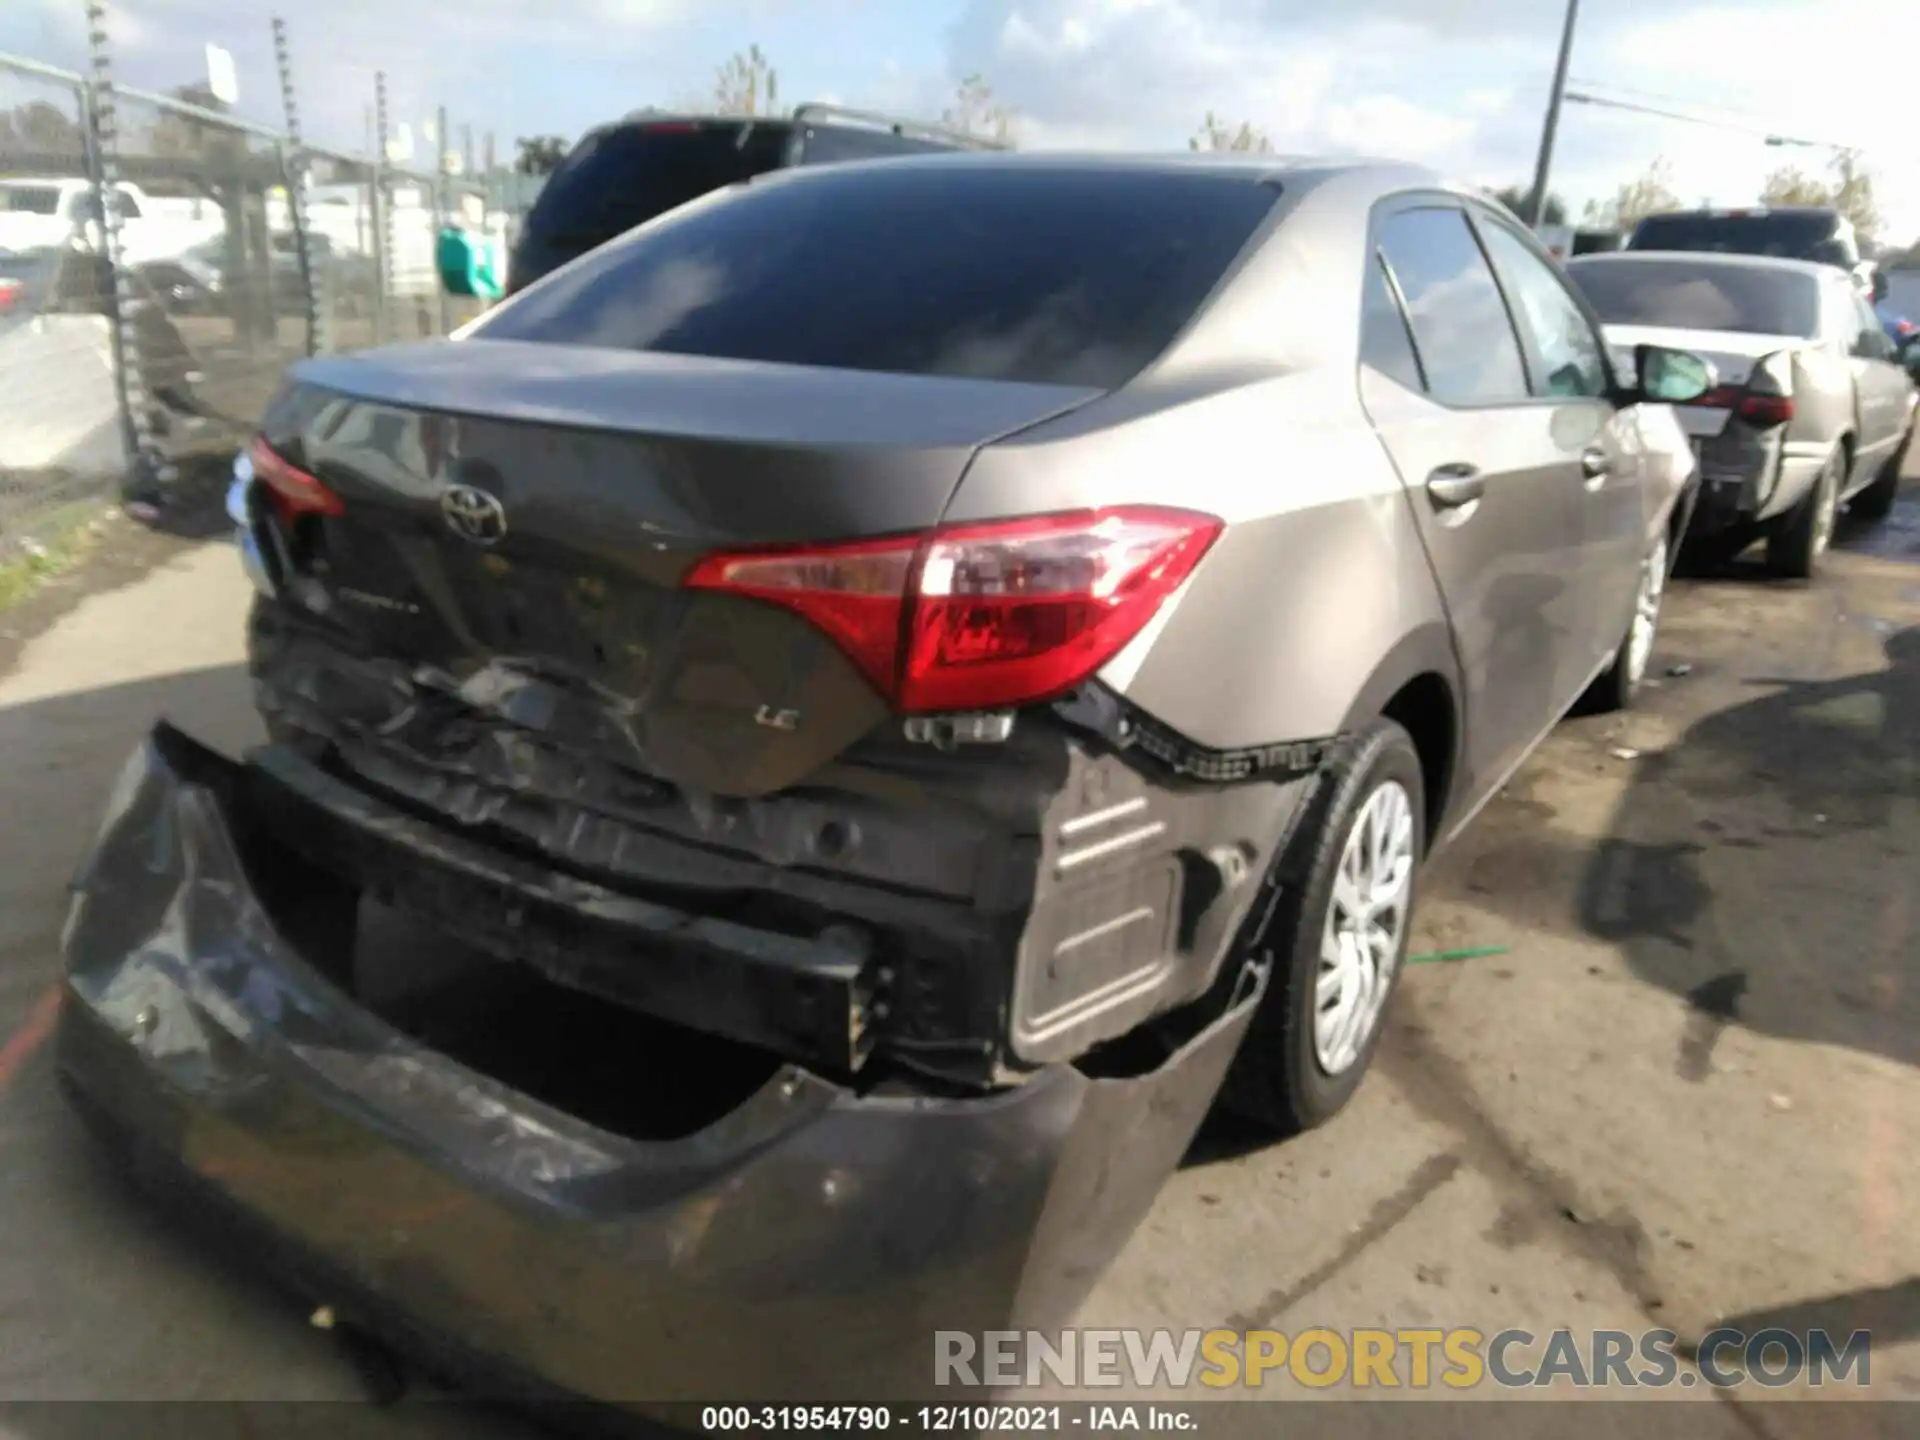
[1425,464,1485,510]
[1580,447,1612,481]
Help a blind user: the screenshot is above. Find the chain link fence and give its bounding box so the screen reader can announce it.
[1,48,535,557]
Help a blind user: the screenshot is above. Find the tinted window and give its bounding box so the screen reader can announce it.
[1628,211,1856,268]
[1360,251,1423,391]
[1476,219,1608,398]
[793,126,960,165]
[1567,258,1820,338]
[523,122,791,250]
[478,164,1278,390]
[2,186,61,215]
[1375,207,1529,407]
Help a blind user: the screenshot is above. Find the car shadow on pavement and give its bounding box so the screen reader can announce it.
[1575,625,1919,1073]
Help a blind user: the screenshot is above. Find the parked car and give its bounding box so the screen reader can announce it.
[1567,251,1917,570]
[1625,205,1879,298]
[505,102,1006,294]
[0,177,222,267]
[60,154,1711,1410]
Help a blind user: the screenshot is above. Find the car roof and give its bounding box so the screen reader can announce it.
[741,147,1454,193]
[1635,205,1842,220]
[1568,250,1837,279]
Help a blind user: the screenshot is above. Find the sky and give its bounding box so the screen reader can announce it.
[5,0,1918,244]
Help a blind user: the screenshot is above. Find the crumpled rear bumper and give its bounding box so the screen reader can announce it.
[54,723,1261,1413]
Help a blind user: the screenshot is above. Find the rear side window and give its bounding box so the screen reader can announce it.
[1567,258,1820,338]
[1360,252,1424,392]
[524,123,790,251]
[478,164,1278,390]
[1375,207,1529,407]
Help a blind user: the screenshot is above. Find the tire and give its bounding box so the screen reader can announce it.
[1766,445,1842,580]
[1221,717,1425,1135]
[1580,528,1669,715]
[1850,423,1911,522]
[1677,526,1755,576]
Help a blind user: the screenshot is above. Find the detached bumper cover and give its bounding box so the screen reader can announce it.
[55,724,1260,1410]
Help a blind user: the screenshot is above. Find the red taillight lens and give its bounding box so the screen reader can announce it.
[683,506,1223,714]
[1685,384,1742,409]
[1735,393,1794,427]
[249,435,344,520]
[1681,386,1794,428]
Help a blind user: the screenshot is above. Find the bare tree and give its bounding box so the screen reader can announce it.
[1581,157,1681,231]
[1827,150,1882,241]
[1758,151,1882,240]
[714,44,779,117]
[1760,164,1829,208]
[1190,111,1272,154]
[513,136,570,176]
[943,73,1014,142]
[1491,184,1566,226]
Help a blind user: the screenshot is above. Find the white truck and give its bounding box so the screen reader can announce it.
[0,178,223,266]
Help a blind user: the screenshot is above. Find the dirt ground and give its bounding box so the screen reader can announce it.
[0,457,1914,1438]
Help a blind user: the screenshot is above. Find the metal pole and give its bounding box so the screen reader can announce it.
[373,71,391,345]
[272,16,324,357]
[1526,0,1581,228]
[82,1,170,511]
[436,102,450,334]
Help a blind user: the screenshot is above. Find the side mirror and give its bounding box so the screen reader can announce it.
[1870,270,1890,304]
[1634,343,1717,404]
[435,226,505,303]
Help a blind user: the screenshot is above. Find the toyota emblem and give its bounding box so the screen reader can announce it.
[440,484,507,546]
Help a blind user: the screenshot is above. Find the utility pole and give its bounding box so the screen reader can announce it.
[1526,0,1581,227]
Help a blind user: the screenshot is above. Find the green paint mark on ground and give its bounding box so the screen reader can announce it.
[1406,945,1511,966]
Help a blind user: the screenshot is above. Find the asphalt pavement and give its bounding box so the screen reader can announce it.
[0,456,1914,1437]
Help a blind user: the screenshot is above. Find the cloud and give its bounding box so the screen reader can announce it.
[918,0,1919,238]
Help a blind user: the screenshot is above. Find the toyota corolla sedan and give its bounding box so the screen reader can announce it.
[57,153,1710,1412]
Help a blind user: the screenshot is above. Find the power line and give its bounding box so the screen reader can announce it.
[1562,89,1853,152]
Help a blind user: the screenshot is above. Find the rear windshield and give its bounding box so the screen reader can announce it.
[476,163,1278,389]
[1628,212,1855,268]
[1567,258,1821,338]
[522,123,791,251]
[1,186,61,215]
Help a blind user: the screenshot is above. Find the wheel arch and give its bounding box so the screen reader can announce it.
[1335,621,1464,851]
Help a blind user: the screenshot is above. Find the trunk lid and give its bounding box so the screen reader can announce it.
[1603,323,1806,439]
[255,339,1101,797]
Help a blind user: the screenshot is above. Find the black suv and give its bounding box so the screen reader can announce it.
[506,103,1005,294]
[1625,205,1880,297]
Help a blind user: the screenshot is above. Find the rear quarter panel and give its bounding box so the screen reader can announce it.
[947,369,1453,753]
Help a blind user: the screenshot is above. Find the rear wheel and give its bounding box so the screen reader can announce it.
[1580,528,1668,715]
[1766,446,1841,579]
[1850,423,1911,522]
[1221,718,1424,1135]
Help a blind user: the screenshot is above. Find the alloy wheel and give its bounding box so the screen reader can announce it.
[1314,779,1416,1075]
[1625,531,1668,688]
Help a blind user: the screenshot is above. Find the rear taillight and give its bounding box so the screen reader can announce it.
[1681,385,1794,428]
[0,279,19,313]
[249,435,345,520]
[1735,393,1794,427]
[684,506,1223,714]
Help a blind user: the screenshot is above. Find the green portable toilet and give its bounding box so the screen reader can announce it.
[436,225,504,302]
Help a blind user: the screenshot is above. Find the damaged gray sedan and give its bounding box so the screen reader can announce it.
[56,153,1711,1412]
